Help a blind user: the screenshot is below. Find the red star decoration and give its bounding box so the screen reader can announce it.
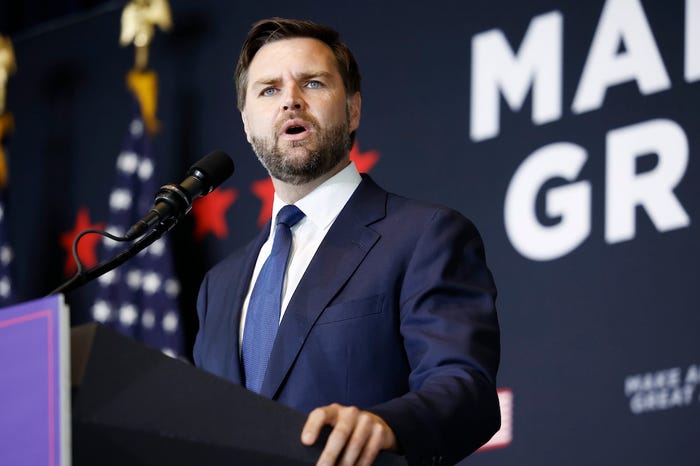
[349,141,380,173]
[250,141,381,227]
[191,187,238,240]
[60,207,105,276]
[251,178,275,228]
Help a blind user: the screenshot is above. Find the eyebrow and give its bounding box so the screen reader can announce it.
[251,71,335,88]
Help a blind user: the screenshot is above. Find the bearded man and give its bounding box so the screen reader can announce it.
[194,17,501,466]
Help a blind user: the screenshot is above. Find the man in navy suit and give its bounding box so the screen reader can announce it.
[194,17,500,466]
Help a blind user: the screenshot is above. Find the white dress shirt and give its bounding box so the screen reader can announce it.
[239,162,362,344]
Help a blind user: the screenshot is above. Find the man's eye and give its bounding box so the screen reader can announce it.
[262,88,277,96]
[306,80,322,89]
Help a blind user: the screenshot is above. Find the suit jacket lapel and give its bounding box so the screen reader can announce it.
[260,175,387,399]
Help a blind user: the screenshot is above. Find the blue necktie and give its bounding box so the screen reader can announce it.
[242,204,305,393]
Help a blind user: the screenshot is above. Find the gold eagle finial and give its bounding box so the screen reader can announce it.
[120,0,173,70]
[0,35,16,115]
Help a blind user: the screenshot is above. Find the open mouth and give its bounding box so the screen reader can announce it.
[286,125,306,135]
[280,119,311,139]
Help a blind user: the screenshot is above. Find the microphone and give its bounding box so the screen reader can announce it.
[125,150,235,240]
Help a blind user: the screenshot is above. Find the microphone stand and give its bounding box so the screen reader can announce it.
[48,217,179,296]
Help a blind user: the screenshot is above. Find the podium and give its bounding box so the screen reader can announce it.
[71,323,406,466]
[0,295,70,466]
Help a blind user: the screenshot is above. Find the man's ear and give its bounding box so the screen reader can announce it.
[348,92,361,132]
[241,111,252,143]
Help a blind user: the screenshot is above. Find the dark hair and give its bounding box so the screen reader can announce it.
[234,17,361,110]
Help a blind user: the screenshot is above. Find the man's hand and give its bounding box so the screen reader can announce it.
[301,403,398,466]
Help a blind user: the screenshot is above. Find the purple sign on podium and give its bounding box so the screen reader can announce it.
[0,295,70,466]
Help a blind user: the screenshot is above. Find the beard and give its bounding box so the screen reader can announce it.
[249,117,352,185]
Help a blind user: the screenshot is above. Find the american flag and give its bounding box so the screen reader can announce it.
[0,131,13,308]
[91,96,183,358]
[0,178,13,308]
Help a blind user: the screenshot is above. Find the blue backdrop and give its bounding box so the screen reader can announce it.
[2,0,698,464]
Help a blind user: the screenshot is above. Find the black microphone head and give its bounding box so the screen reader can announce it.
[188,150,235,192]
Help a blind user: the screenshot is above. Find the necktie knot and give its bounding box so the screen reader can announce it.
[277,204,305,228]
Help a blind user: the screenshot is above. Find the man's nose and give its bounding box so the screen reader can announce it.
[282,85,304,111]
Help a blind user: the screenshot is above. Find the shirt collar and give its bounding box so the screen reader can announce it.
[271,161,362,231]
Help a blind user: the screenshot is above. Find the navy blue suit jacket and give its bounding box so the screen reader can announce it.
[194,175,500,465]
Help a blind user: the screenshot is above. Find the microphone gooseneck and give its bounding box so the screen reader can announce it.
[48,150,235,296]
[124,150,234,240]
